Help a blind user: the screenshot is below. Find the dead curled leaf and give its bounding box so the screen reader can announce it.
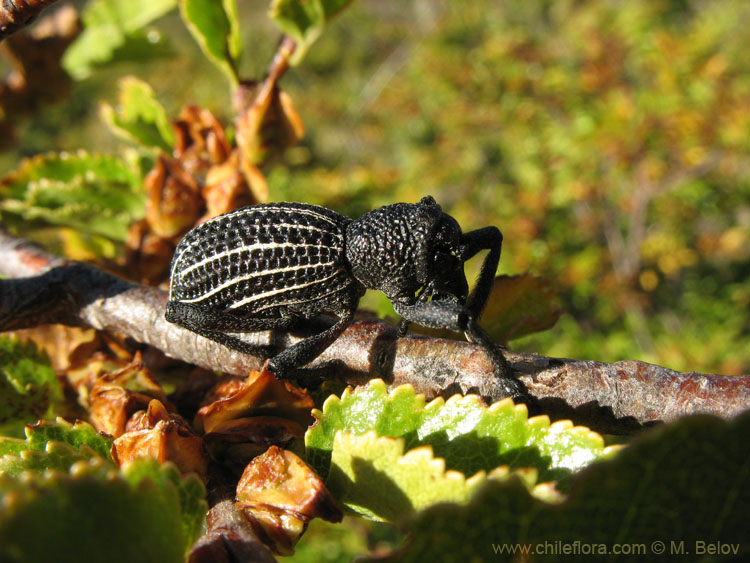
[8,325,100,371]
[194,369,314,473]
[195,369,314,434]
[235,446,342,555]
[123,219,176,285]
[112,398,208,478]
[172,105,232,175]
[144,154,204,239]
[202,150,258,220]
[234,81,305,167]
[89,352,172,437]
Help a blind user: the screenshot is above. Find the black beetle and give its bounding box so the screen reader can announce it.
[166,196,523,397]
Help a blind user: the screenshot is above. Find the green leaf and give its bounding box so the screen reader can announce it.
[372,412,750,561]
[0,418,113,462]
[62,0,178,79]
[0,458,204,563]
[100,76,175,151]
[305,380,610,487]
[0,337,61,427]
[25,419,114,460]
[0,151,146,242]
[179,0,242,85]
[223,0,243,62]
[177,469,209,551]
[411,275,563,344]
[327,431,539,521]
[122,460,208,555]
[482,274,563,343]
[268,0,354,65]
[0,441,101,478]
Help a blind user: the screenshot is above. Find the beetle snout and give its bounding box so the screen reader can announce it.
[433,271,469,305]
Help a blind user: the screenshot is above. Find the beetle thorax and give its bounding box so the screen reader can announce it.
[345,201,441,300]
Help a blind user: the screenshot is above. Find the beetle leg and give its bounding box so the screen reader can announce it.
[392,299,525,399]
[266,311,355,376]
[166,301,288,357]
[396,285,431,337]
[461,226,502,320]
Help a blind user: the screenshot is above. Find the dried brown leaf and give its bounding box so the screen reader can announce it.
[144,154,203,239]
[9,325,100,371]
[195,369,314,434]
[481,274,563,343]
[89,352,172,437]
[112,398,208,478]
[235,446,342,555]
[173,104,231,174]
[123,218,176,285]
[202,150,258,220]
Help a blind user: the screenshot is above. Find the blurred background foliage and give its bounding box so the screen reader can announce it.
[2,0,749,377]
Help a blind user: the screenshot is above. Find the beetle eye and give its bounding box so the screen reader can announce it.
[433,252,454,269]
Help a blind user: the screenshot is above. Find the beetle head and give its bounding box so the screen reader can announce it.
[428,213,470,303]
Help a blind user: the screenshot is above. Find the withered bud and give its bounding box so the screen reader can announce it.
[235,447,342,555]
[90,385,156,438]
[195,370,314,434]
[235,85,304,166]
[124,219,176,285]
[144,154,203,239]
[125,395,171,432]
[173,105,231,174]
[97,351,169,400]
[112,399,208,479]
[89,352,172,437]
[201,150,257,220]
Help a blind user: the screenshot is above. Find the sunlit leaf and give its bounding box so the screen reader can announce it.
[0,151,146,242]
[0,337,61,427]
[268,0,354,65]
[179,0,241,85]
[306,380,610,488]
[100,76,175,151]
[0,441,101,478]
[0,458,205,562]
[62,0,177,79]
[0,418,114,461]
[371,412,750,561]
[327,430,539,521]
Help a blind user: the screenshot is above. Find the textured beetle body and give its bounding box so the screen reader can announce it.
[167,196,524,398]
[169,203,364,321]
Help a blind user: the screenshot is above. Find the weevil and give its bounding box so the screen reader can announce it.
[166,196,523,398]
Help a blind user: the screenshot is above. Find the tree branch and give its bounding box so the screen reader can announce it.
[0,0,63,41]
[0,230,748,434]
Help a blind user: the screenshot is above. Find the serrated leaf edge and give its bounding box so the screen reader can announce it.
[332,430,547,508]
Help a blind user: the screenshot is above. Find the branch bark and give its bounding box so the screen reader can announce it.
[0,230,748,434]
[0,0,62,41]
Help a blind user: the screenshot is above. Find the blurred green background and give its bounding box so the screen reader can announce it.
[2,0,749,378]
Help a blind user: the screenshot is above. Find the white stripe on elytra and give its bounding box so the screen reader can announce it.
[251,278,352,312]
[171,220,341,281]
[225,267,347,310]
[174,234,340,280]
[175,262,340,304]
